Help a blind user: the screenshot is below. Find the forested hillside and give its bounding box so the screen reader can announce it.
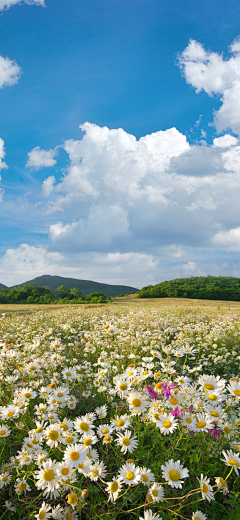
[138,276,240,301]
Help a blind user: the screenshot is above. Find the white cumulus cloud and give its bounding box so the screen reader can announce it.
[0,0,45,10]
[178,37,240,134]
[212,227,240,251]
[26,146,58,171]
[0,55,21,88]
[42,175,56,197]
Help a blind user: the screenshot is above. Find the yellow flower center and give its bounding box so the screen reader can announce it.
[233,389,240,396]
[70,451,79,461]
[79,422,89,432]
[0,430,6,436]
[219,477,226,486]
[66,372,71,376]
[224,426,230,433]
[39,512,45,520]
[152,489,158,496]
[155,383,162,390]
[84,439,92,446]
[127,458,134,463]
[147,493,153,503]
[7,412,14,417]
[78,462,84,469]
[24,456,29,462]
[170,398,178,405]
[36,427,43,433]
[61,467,69,475]
[60,423,68,430]
[168,470,180,481]
[66,514,72,520]
[197,421,206,429]
[48,430,59,441]
[43,470,54,482]
[228,459,239,467]
[117,420,125,427]
[128,371,133,376]
[104,435,112,442]
[208,394,217,401]
[66,436,74,443]
[163,420,172,428]
[122,438,130,446]
[126,471,135,480]
[142,474,148,482]
[204,383,214,390]
[210,411,219,417]
[18,482,26,490]
[102,429,109,434]
[25,392,31,398]
[202,483,208,493]
[110,481,119,493]
[68,493,77,504]
[119,384,127,391]
[179,379,184,384]
[92,470,99,477]
[132,398,141,407]
[57,392,63,397]
[154,413,160,420]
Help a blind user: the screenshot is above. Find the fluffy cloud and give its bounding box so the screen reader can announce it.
[26,146,58,171]
[0,0,45,10]
[213,135,239,148]
[42,175,56,197]
[178,38,240,134]
[212,227,240,252]
[0,138,8,171]
[0,55,21,88]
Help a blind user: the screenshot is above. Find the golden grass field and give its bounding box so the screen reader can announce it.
[1,294,240,316]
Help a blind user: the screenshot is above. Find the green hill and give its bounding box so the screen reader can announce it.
[12,275,138,298]
[138,275,240,301]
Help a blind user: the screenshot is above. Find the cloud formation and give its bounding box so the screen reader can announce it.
[0,55,21,88]
[26,146,58,171]
[178,37,240,134]
[0,0,45,10]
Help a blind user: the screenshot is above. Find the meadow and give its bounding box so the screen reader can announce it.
[0,297,239,520]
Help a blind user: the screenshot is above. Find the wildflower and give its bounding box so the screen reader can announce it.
[139,510,163,520]
[74,416,95,434]
[111,414,131,431]
[44,424,62,448]
[215,476,229,494]
[156,413,178,435]
[148,482,164,502]
[119,462,141,485]
[67,492,79,509]
[198,474,215,502]
[4,501,16,512]
[221,450,240,475]
[97,424,113,438]
[90,460,107,481]
[161,459,189,488]
[139,467,155,485]
[35,459,60,498]
[115,430,138,454]
[227,380,240,399]
[95,405,108,418]
[51,504,64,519]
[128,391,148,414]
[34,502,51,520]
[0,424,10,437]
[106,477,123,502]
[62,507,78,520]
[145,385,158,400]
[63,444,86,469]
[192,413,212,433]
[192,512,207,520]
[15,477,31,494]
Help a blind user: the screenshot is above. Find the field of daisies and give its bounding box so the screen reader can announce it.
[0,305,240,520]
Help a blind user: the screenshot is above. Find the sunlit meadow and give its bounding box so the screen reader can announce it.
[0,301,240,520]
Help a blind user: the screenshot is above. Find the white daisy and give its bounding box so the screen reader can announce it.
[34,502,51,520]
[97,424,113,438]
[198,474,215,502]
[51,504,64,519]
[106,477,123,502]
[0,424,10,437]
[221,450,240,475]
[139,467,155,486]
[63,443,86,469]
[227,381,240,399]
[139,510,163,520]
[192,511,207,520]
[127,391,148,414]
[161,459,189,488]
[35,459,60,498]
[115,430,138,454]
[89,460,107,481]
[215,477,229,495]
[111,414,131,431]
[148,482,164,502]
[156,413,178,435]
[44,424,62,448]
[192,413,212,433]
[118,462,141,485]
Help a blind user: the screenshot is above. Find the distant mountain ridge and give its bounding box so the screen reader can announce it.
[0,283,7,289]
[10,275,138,298]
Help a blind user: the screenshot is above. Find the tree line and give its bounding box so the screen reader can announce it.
[0,284,108,304]
[137,276,240,301]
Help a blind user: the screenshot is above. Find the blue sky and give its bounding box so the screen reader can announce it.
[1,0,240,287]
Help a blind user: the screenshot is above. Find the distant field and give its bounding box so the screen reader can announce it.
[1,294,240,315]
